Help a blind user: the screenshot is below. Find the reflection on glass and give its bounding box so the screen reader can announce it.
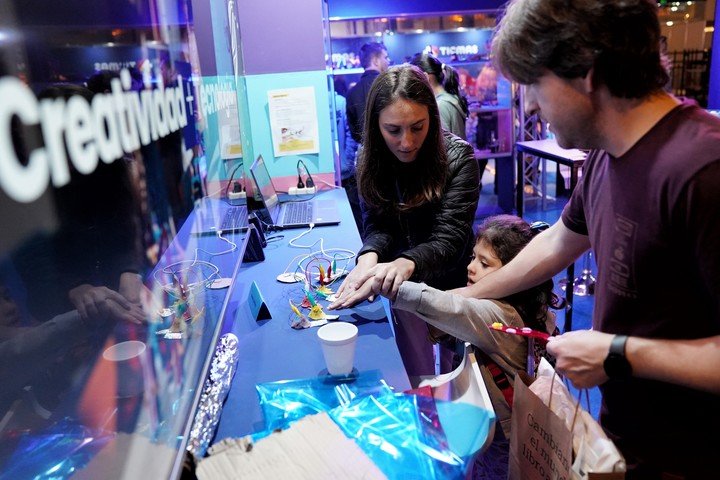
[0,0,244,477]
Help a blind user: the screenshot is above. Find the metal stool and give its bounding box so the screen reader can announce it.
[560,251,596,296]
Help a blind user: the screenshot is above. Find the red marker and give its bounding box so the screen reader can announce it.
[490,322,551,342]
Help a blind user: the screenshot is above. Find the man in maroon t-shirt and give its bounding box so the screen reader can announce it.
[458,0,720,478]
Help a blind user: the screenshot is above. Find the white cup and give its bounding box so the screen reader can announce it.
[317,322,358,375]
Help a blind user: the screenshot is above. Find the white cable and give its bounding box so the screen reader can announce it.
[279,224,358,284]
[316,178,342,190]
[204,186,225,199]
[154,259,220,293]
[288,224,317,248]
[189,234,237,266]
[213,231,238,255]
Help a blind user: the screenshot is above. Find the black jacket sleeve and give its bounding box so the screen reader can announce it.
[358,196,397,261]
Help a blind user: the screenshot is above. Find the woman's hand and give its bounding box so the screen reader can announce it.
[330,253,377,304]
[329,257,415,309]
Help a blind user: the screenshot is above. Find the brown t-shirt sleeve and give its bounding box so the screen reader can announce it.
[560,150,600,236]
[676,159,720,311]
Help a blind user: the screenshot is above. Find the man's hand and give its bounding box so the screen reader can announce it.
[546,330,614,388]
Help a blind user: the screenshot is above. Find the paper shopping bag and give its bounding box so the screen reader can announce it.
[508,371,573,480]
[531,359,625,480]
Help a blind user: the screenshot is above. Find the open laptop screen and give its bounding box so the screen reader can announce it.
[250,155,282,216]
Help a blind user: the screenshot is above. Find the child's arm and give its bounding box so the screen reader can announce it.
[394,281,526,368]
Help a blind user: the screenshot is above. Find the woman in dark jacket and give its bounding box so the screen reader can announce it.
[330,64,480,380]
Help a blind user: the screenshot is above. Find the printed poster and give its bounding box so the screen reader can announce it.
[267,87,319,156]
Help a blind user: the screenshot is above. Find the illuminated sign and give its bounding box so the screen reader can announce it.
[0,69,188,203]
[423,44,479,56]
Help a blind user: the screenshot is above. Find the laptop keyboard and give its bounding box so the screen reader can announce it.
[284,202,313,225]
[220,206,248,231]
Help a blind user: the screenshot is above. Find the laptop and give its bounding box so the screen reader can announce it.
[190,196,248,236]
[249,155,341,229]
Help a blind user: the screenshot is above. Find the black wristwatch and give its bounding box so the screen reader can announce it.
[603,335,632,379]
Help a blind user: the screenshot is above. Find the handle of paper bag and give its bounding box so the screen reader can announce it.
[569,388,591,434]
[547,370,590,435]
[547,368,559,411]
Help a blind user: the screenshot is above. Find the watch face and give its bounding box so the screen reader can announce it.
[604,353,632,379]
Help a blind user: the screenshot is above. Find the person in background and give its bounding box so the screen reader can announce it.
[458,0,720,477]
[333,76,348,98]
[474,63,500,185]
[329,65,480,383]
[410,53,469,140]
[9,81,146,323]
[332,81,349,195]
[388,215,562,479]
[344,42,390,233]
[475,63,499,106]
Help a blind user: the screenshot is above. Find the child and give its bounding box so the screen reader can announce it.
[390,214,562,478]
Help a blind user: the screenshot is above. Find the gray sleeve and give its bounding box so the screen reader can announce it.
[394,281,526,368]
[438,101,455,133]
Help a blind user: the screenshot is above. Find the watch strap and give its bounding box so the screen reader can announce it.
[609,334,629,356]
[604,334,632,379]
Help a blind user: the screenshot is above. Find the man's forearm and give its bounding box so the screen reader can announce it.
[629,335,720,395]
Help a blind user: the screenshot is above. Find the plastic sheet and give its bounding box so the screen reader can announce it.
[255,369,393,434]
[435,399,494,462]
[255,370,494,479]
[329,393,466,480]
[0,419,115,479]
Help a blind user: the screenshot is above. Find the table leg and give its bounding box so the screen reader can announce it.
[497,156,516,213]
[564,262,574,332]
[541,158,547,211]
[516,149,524,217]
[562,166,581,332]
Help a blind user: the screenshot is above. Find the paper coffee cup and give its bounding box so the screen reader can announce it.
[317,322,358,375]
[102,340,149,398]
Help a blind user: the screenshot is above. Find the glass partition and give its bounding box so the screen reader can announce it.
[0,0,248,477]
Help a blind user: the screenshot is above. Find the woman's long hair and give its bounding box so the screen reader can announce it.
[409,53,469,117]
[356,64,448,212]
[475,215,563,332]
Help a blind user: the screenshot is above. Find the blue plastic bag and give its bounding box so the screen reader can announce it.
[256,369,392,433]
[329,393,466,480]
[255,371,492,479]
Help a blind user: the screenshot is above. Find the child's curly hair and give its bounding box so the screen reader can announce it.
[475,215,563,332]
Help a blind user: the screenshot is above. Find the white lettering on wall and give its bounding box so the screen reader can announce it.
[423,44,480,56]
[0,76,50,203]
[0,69,191,203]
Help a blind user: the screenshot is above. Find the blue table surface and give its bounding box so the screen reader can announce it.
[214,188,411,440]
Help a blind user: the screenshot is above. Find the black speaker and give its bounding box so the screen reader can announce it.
[243,224,265,263]
[248,213,267,247]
